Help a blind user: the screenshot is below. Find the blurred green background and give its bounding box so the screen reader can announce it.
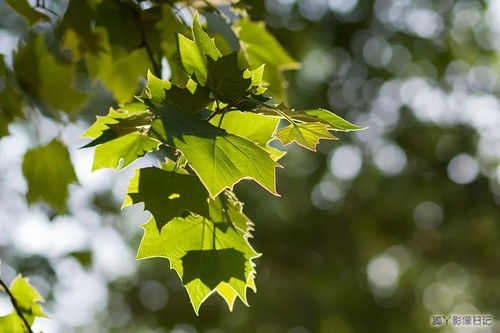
[1,0,500,332]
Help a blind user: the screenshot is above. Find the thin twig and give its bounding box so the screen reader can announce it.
[137,17,161,76]
[173,151,181,172]
[206,108,221,121]
[0,278,34,333]
[207,96,244,121]
[243,97,295,124]
[36,6,61,18]
[118,0,161,76]
[217,110,226,128]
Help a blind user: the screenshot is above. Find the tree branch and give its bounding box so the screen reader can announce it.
[118,0,162,76]
[0,278,34,333]
[136,14,161,76]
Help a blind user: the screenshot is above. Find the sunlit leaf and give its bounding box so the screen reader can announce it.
[82,110,152,148]
[137,214,260,314]
[0,274,46,332]
[209,191,254,236]
[178,12,222,85]
[144,70,171,106]
[192,12,222,61]
[92,132,160,171]
[178,34,208,85]
[244,64,266,95]
[276,122,338,151]
[291,109,366,131]
[210,111,285,161]
[81,104,149,140]
[8,275,45,319]
[123,166,210,230]
[151,106,280,197]
[209,111,280,146]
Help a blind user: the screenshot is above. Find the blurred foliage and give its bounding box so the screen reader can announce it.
[1,0,500,332]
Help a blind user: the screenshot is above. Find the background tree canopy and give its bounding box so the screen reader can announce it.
[1,0,500,332]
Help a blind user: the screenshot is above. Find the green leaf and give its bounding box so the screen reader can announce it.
[0,313,26,333]
[0,87,24,139]
[178,34,208,85]
[177,12,222,85]
[276,122,338,151]
[192,12,222,61]
[207,52,252,103]
[38,52,88,112]
[81,103,159,171]
[5,0,50,26]
[92,132,160,171]
[61,0,104,60]
[69,251,93,267]
[81,104,149,140]
[13,37,88,113]
[209,191,254,236]
[291,109,366,131]
[137,214,260,314]
[0,274,46,332]
[215,271,257,311]
[123,158,254,233]
[82,110,152,148]
[209,111,280,147]
[0,54,7,76]
[9,275,45,319]
[123,166,210,230]
[22,139,78,213]
[143,71,211,113]
[151,106,280,198]
[235,19,300,101]
[244,64,266,95]
[210,111,286,161]
[94,0,142,52]
[164,84,211,114]
[144,70,171,107]
[85,47,150,103]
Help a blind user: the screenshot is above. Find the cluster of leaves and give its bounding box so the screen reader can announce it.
[81,13,363,312]
[0,274,46,333]
[2,0,362,315]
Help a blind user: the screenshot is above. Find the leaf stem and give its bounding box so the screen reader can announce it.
[0,277,34,333]
[217,111,226,128]
[270,107,295,124]
[244,98,295,124]
[206,109,220,121]
[173,152,181,172]
[137,16,161,76]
